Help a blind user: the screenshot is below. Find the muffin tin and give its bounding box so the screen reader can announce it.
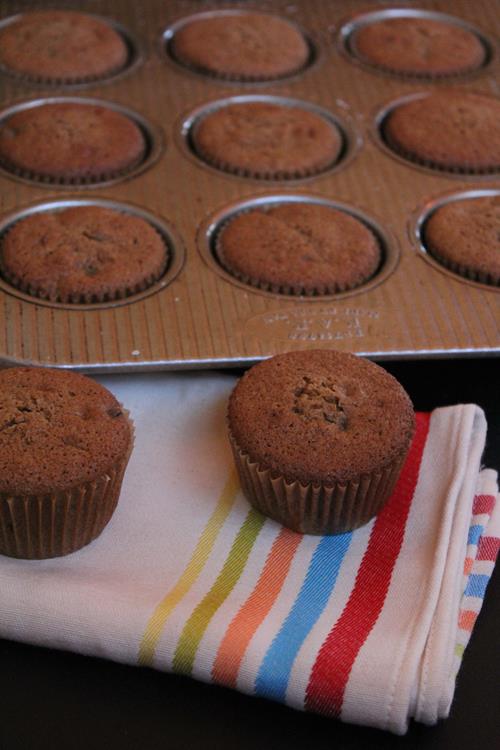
[0,0,498,372]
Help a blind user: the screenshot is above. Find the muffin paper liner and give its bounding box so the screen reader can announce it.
[382,126,500,175]
[214,210,381,296]
[0,410,134,559]
[170,49,311,84]
[0,141,147,186]
[193,139,340,180]
[0,58,130,88]
[424,245,500,287]
[229,430,408,535]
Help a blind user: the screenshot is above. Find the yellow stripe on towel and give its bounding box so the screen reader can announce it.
[138,471,239,667]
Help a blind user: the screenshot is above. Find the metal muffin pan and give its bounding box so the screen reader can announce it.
[178,94,360,182]
[197,193,398,300]
[0,96,163,187]
[0,11,143,88]
[0,197,185,310]
[336,7,495,81]
[162,8,320,85]
[0,0,497,372]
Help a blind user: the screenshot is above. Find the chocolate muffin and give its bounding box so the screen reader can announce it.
[0,10,128,83]
[0,367,133,559]
[228,350,415,535]
[1,206,168,303]
[352,16,485,77]
[0,102,146,183]
[193,101,342,179]
[383,91,500,173]
[171,12,309,81]
[424,194,500,285]
[216,203,381,294]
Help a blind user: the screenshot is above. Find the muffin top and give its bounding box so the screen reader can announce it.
[0,10,128,81]
[384,91,500,171]
[193,101,342,178]
[228,350,415,485]
[353,16,485,76]
[217,203,380,294]
[424,195,500,283]
[0,367,131,495]
[172,12,309,80]
[0,102,146,181]
[1,206,168,303]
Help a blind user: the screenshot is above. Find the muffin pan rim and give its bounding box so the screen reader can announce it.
[0,196,185,310]
[196,191,400,301]
[0,95,164,188]
[177,93,362,184]
[336,6,495,81]
[161,7,321,85]
[0,11,143,89]
[410,186,500,291]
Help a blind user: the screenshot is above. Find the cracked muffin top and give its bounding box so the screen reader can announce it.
[171,11,309,81]
[1,206,168,303]
[228,350,415,485]
[0,10,128,82]
[216,202,381,294]
[0,367,131,495]
[0,102,146,181]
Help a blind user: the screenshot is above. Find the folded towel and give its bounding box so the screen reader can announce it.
[0,372,498,735]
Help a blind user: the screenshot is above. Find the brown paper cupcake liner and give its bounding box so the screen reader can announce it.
[0,59,130,88]
[193,139,339,180]
[214,210,380,296]
[0,149,147,186]
[382,126,500,175]
[229,430,407,535]
[171,48,311,84]
[0,409,134,559]
[424,245,500,287]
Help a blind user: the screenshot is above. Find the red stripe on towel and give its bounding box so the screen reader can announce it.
[477,536,500,562]
[305,412,430,718]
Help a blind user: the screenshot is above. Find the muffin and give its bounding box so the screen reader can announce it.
[228,350,415,535]
[352,16,485,77]
[1,205,168,304]
[0,367,133,559]
[193,101,342,179]
[216,203,381,294]
[424,194,500,285]
[0,10,128,84]
[0,102,146,183]
[171,11,309,81]
[383,91,500,173]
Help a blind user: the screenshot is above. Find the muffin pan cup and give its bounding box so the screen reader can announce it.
[337,8,493,81]
[0,97,163,187]
[0,197,184,310]
[198,193,398,300]
[180,94,359,182]
[0,12,142,88]
[163,9,319,84]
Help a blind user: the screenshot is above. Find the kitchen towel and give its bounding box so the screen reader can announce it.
[0,371,498,735]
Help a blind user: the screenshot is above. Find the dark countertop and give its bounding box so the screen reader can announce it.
[1,357,499,750]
